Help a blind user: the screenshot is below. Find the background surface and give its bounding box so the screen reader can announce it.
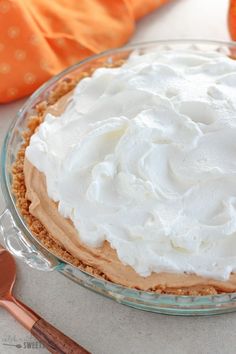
[0,0,232,353]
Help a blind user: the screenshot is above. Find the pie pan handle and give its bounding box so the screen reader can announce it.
[0,209,61,271]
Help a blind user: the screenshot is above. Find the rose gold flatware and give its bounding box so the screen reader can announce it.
[0,243,90,354]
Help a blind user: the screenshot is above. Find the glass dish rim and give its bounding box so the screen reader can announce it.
[2,38,236,305]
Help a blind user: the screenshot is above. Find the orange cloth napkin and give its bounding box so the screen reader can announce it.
[0,0,169,103]
[229,0,236,40]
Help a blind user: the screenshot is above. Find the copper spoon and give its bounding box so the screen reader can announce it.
[0,244,91,354]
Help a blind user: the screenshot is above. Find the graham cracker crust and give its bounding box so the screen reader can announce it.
[11,77,225,296]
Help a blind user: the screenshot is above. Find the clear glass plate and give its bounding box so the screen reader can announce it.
[1,39,236,315]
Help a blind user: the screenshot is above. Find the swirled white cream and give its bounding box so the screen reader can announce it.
[26,49,236,280]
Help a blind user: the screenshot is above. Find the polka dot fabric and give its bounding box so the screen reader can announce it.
[0,0,169,103]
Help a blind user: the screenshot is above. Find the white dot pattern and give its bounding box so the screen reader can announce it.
[24,72,36,84]
[6,87,18,97]
[40,59,49,71]
[0,0,10,14]
[8,26,20,39]
[29,34,40,46]
[0,62,11,74]
[14,49,26,61]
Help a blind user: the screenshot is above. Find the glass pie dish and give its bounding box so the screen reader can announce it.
[1,39,236,316]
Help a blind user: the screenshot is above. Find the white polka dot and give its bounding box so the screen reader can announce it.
[29,34,40,46]
[7,87,18,97]
[24,72,36,84]
[56,38,66,47]
[14,49,26,61]
[0,42,4,51]
[0,62,11,74]
[40,59,49,71]
[0,0,10,14]
[8,26,20,39]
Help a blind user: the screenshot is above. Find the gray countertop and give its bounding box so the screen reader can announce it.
[0,1,233,353]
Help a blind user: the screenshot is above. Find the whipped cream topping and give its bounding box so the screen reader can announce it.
[26,49,236,280]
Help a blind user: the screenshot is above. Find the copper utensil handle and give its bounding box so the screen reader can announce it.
[31,318,90,354]
[1,296,40,331]
[1,297,90,354]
